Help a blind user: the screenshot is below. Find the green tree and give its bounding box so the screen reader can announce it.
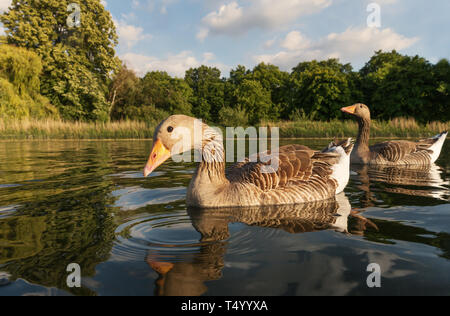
[234,79,271,125]
[1,0,120,121]
[224,65,250,111]
[250,63,290,120]
[185,66,224,122]
[140,71,192,115]
[361,51,436,122]
[219,106,249,127]
[290,59,352,120]
[431,59,450,122]
[109,65,141,120]
[229,65,251,86]
[109,69,192,123]
[0,45,58,119]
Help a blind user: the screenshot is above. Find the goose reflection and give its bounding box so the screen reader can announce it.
[146,194,375,296]
[352,164,449,207]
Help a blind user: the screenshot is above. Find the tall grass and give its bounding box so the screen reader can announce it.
[266,117,449,139]
[0,117,448,140]
[0,119,155,139]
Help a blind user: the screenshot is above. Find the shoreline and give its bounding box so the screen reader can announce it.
[0,136,446,142]
[1,118,448,140]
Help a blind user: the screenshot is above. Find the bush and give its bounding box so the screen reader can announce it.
[219,106,249,127]
[0,45,58,120]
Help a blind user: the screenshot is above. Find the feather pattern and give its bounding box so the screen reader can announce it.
[367,133,447,165]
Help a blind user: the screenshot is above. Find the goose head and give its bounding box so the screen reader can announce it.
[144,115,203,177]
[341,103,371,121]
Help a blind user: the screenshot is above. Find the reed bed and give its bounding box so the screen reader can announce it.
[0,117,448,140]
[0,119,155,139]
[268,118,449,139]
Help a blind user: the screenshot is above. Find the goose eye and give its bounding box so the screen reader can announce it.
[167,126,174,133]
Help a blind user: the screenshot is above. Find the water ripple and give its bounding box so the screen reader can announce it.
[111,186,186,211]
[112,211,203,263]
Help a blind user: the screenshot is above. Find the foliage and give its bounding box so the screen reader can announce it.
[109,65,142,120]
[431,59,450,122]
[109,53,449,126]
[234,79,272,125]
[185,66,224,122]
[0,0,449,126]
[141,71,192,116]
[360,50,437,122]
[109,66,192,124]
[0,0,120,121]
[289,59,354,121]
[218,106,249,127]
[0,45,58,119]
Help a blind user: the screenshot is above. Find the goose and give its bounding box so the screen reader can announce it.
[341,104,448,166]
[143,115,354,208]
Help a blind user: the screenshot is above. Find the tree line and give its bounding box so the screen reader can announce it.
[109,52,450,125]
[0,0,449,125]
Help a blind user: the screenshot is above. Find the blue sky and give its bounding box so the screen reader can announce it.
[1,0,449,77]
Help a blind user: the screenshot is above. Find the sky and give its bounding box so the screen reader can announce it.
[1,0,449,77]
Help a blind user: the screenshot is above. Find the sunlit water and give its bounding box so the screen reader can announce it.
[0,139,449,296]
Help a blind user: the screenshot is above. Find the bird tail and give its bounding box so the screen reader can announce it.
[322,138,354,195]
[428,131,448,164]
[322,138,354,156]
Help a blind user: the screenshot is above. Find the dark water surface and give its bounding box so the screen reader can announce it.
[0,139,449,296]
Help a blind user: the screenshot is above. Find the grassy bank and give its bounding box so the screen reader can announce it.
[0,118,448,140]
[269,118,449,139]
[0,119,156,139]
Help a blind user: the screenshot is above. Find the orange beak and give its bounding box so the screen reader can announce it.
[341,105,357,115]
[143,139,171,177]
[148,261,174,275]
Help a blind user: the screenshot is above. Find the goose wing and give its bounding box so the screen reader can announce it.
[225,144,341,191]
[370,140,433,163]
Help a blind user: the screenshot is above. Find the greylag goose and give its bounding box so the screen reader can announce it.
[341,104,448,165]
[143,115,354,208]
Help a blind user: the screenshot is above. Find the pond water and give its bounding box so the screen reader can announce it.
[0,139,449,296]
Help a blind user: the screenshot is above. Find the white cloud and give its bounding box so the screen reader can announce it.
[281,31,311,51]
[121,51,229,78]
[198,0,332,40]
[0,0,11,13]
[255,27,419,70]
[0,0,9,35]
[263,37,277,49]
[114,19,152,49]
[196,28,210,41]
